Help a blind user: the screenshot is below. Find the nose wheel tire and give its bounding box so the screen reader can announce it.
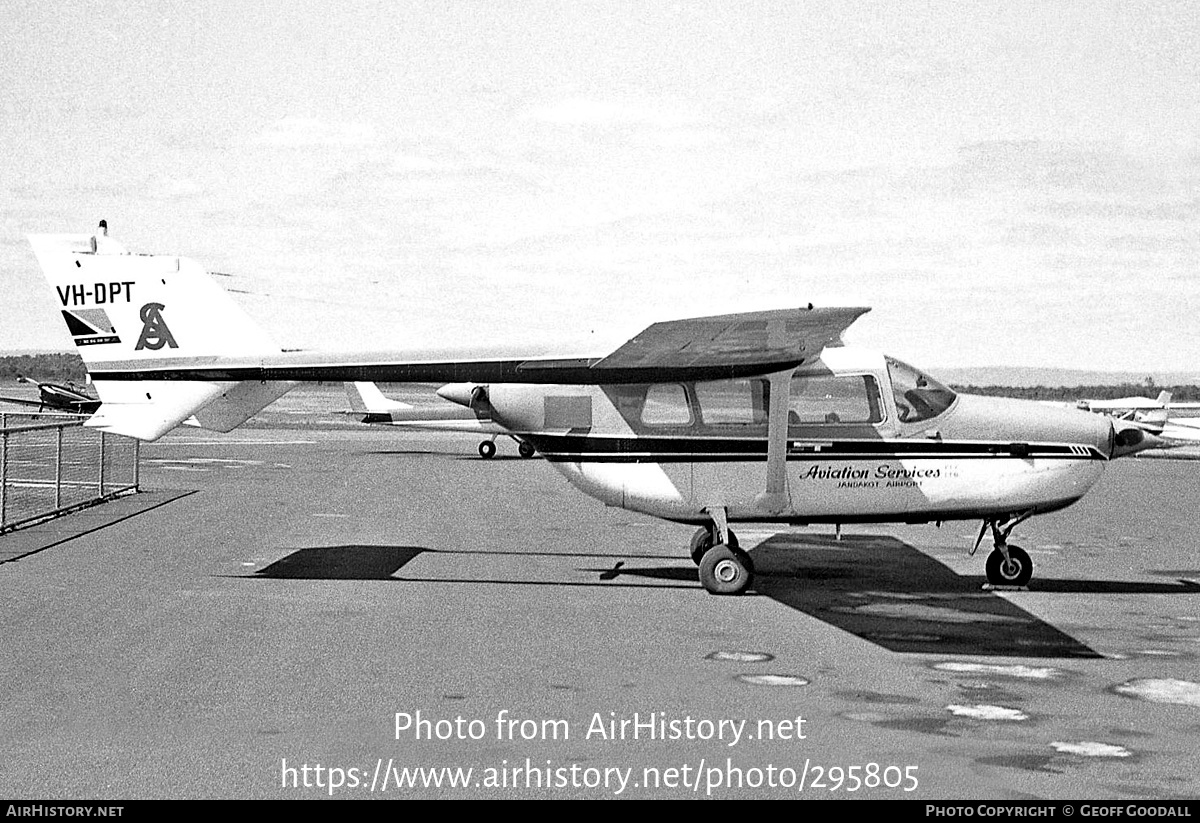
[985,545,1033,587]
[478,441,497,459]
[698,545,754,595]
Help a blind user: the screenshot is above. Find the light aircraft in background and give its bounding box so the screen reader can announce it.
[28,224,1160,595]
[0,374,101,415]
[1069,391,1200,443]
[1074,391,1173,434]
[343,381,537,458]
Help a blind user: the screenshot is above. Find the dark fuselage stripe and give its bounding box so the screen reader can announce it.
[523,435,1104,462]
[540,453,1099,463]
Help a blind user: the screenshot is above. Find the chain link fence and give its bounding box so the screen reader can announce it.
[0,413,139,533]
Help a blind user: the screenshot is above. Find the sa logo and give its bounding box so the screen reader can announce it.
[134,302,178,351]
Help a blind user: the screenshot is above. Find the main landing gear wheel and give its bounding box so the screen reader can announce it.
[689,527,713,565]
[689,527,740,565]
[518,441,536,459]
[478,440,497,459]
[985,545,1033,587]
[698,545,754,596]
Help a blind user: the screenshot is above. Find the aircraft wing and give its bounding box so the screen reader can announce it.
[380,419,506,434]
[77,307,871,387]
[0,396,48,409]
[0,395,99,414]
[1083,396,1167,411]
[589,306,869,373]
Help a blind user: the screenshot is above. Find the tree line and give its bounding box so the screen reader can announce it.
[0,353,88,384]
[950,383,1200,402]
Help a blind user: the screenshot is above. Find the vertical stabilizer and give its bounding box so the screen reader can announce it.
[28,224,289,440]
[345,382,412,413]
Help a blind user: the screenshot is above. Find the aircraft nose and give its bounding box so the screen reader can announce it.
[436,383,476,408]
[1110,420,1163,458]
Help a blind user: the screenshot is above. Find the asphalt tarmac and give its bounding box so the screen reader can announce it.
[1,402,1198,799]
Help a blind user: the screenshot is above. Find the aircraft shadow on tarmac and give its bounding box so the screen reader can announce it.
[251,545,428,580]
[246,536,1199,658]
[742,533,1196,657]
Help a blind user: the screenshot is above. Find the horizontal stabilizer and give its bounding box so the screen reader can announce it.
[387,419,505,434]
[189,381,298,432]
[85,381,228,441]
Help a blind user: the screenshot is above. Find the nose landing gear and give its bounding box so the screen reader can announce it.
[985,544,1033,587]
[974,511,1034,588]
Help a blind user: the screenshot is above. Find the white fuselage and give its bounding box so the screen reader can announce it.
[470,348,1116,527]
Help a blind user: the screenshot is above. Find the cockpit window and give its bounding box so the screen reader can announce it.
[886,357,956,423]
[695,379,769,425]
[788,374,883,425]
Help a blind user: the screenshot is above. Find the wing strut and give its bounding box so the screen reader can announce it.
[754,368,795,515]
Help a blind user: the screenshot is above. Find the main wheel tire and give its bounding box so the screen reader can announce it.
[478,440,497,459]
[733,545,755,575]
[698,545,753,596]
[985,545,1033,587]
[689,527,714,565]
[517,441,536,459]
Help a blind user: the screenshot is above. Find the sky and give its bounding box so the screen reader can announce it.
[2,1,1198,374]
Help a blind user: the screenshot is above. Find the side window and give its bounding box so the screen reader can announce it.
[642,383,692,426]
[788,375,883,425]
[695,379,768,425]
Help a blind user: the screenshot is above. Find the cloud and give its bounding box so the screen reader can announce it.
[882,50,976,86]
[525,98,699,129]
[1121,129,1198,164]
[253,117,377,148]
[1001,221,1079,247]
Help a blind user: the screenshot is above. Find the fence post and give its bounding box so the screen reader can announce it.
[55,424,63,510]
[1,429,8,528]
[99,430,106,496]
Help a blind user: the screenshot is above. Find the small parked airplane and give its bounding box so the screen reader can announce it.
[0,374,101,415]
[1074,391,1173,434]
[1070,391,1200,443]
[27,224,1159,594]
[343,381,537,458]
